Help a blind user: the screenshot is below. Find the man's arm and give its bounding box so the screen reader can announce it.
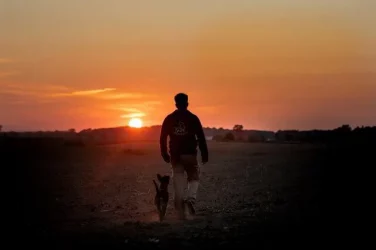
[195,116,208,163]
[159,116,170,163]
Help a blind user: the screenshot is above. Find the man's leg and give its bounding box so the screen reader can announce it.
[181,155,200,215]
[171,161,186,219]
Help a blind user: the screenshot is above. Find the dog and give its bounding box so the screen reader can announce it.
[153,174,170,221]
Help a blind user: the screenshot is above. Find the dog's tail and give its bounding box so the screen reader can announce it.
[153,180,159,193]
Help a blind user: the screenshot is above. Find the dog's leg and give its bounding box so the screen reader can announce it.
[157,174,162,182]
[153,180,159,193]
[160,195,168,221]
[153,180,163,221]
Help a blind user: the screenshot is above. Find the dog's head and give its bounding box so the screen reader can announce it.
[157,174,170,191]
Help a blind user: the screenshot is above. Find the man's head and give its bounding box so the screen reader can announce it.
[174,93,189,110]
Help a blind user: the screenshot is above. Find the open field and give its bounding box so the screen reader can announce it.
[5,140,370,249]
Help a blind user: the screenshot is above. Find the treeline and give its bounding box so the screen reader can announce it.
[0,124,275,146]
[275,125,376,144]
[1,124,375,147]
[213,124,376,144]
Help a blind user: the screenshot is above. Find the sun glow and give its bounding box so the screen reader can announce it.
[128,118,143,128]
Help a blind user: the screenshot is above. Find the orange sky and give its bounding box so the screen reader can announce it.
[1,0,375,131]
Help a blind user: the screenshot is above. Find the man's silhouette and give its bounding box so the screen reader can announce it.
[160,93,209,219]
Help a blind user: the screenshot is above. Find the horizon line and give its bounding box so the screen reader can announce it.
[1,123,374,134]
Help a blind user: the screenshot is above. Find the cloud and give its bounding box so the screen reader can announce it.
[112,107,147,119]
[143,101,162,106]
[120,113,146,118]
[98,92,145,100]
[51,88,116,97]
[115,101,162,111]
[108,101,162,121]
[0,84,103,107]
[0,70,19,78]
[49,88,146,100]
[0,58,14,64]
[72,88,116,96]
[0,89,38,96]
[1,83,69,91]
[0,85,47,97]
[115,107,142,113]
[0,84,148,108]
[0,83,71,97]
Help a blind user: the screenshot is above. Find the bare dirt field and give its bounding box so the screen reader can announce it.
[7,140,365,249]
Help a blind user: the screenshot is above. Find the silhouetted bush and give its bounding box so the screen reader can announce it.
[274,125,376,145]
[233,124,244,132]
[212,134,224,142]
[248,134,265,143]
[223,132,235,141]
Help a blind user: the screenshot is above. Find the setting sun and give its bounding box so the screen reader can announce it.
[128,118,143,128]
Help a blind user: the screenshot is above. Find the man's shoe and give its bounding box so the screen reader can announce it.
[175,199,186,220]
[184,199,196,215]
[177,210,186,220]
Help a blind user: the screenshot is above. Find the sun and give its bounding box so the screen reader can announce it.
[128,117,143,128]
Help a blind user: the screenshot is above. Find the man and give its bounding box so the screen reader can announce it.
[160,93,209,219]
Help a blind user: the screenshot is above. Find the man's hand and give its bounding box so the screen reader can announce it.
[162,152,171,163]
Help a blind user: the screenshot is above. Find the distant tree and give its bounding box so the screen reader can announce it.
[68,128,76,133]
[212,134,223,142]
[233,124,244,132]
[223,132,235,141]
[0,125,2,132]
[248,134,265,143]
[335,124,352,133]
[79,128,92,134]
[353,126,362,132]
[286,133,293,141]
[275,130,282,141]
